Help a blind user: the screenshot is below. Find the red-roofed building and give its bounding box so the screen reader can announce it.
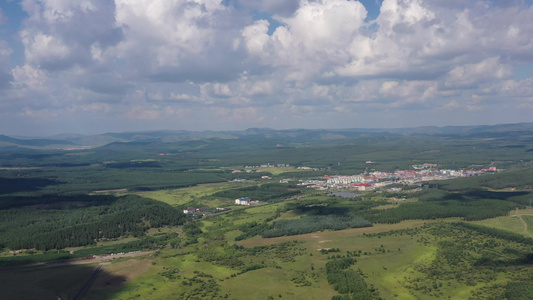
[183,208,195,215]
[351,183,372,191]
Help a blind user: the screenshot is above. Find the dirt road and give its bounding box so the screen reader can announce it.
[0,251,155,272]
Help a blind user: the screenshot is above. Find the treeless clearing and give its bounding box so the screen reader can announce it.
[236,220,431,247]
[0,251,155,271]
[474,212,533,236]
[91,258,153,290]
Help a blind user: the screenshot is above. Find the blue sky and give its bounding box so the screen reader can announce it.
[1,0,533,136]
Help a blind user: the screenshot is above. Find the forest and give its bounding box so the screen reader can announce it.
[0,194,185,250]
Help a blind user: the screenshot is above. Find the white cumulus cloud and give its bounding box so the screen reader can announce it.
[0,0,533,135]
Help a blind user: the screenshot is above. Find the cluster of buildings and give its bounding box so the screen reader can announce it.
[185,164,499,215]
[296,166,323,171]
[235,197,260,205]
[183,206,226,215]
[182,198,260,215]
[244,163,290,169]
[298,166,498,191]
[232,169,263,173]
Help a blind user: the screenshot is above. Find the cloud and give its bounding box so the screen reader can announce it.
[1,0,533,135]
[11,64,48,91]
[113,0,246,82]
[444,57,512,88]
[0,6,13,88]
[441,100,460,111]
[379,80,439,106]
[22,33,71,68]
[242,0,367,81]
[496,78,533,100]
[0,8,7,24]
[0,39,13,90]
[20,0,122,71]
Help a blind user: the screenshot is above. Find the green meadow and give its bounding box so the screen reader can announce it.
[475,208,533,237]
[134,181,253,206]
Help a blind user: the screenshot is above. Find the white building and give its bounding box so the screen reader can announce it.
[235,197,251,205]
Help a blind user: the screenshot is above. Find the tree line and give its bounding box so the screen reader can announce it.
[362,199,518,224]
[262,214,372,238]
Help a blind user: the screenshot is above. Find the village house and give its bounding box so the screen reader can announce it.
[235,197,251,205]
[183,208,195,215]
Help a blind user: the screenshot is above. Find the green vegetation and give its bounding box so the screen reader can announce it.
[326,258,375,299]
[1,126,533,299]
[451,222,533,245]
[505,276,533,300]
[362,199,517,223]
[0,235,173,267]
[360,188,530,224]
[262,214,372,238]
[212,183,302,202]
[432,167,533,191]
[359,222,533,299]
[0,194,185,250]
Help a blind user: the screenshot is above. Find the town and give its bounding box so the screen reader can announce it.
[296,165,498,191]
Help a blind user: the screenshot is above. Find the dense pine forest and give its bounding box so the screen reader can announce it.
[0,195,185,250]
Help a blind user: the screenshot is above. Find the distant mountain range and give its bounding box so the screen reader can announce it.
[2,123,533,150]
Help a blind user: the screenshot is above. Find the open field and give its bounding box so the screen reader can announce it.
[227,202,285,225]
[475,216,527,234]
[104,253,234,299]
[80,217,532,299]
[475,208,533,237]
[259,166,305,176]
[524,215,533,237]
[347,235,436,299]
[134,181,256,206]
[237,220,437,247]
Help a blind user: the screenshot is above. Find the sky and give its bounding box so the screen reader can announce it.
[1,0,533,136]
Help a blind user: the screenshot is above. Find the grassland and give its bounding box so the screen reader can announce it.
[110,190,533,299]
[475,208,533,238]
[237,220,431,248]
[134,181,268,207]
[524,215,533,237]
[2,183,533,300]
